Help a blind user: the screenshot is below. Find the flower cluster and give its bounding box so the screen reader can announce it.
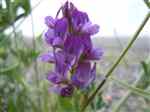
[39,2,103,97]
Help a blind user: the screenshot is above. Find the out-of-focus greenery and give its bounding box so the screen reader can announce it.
[0,0,31,31]
[144,0,150,8]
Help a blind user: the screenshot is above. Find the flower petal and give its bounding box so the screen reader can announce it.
[45,16,56,28]
[71,62,91,88]
[47,72,62,84]
[52,37,64,47]
[85,48,103,61]
[82,22,99,35]
[54,18,68,37]
[38,52,55,63]
[54,51,76,76]
[49,84,74,97]
[71,9,89,31]
[60,84,74,97]
[45,28,55,45]
[64,35,92,61]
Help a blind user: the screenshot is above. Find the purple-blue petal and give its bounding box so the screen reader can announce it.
[64,35,92,61]
[47,72,62,84]
[45,16,56,28]
[71,62,91,88]
[38,52,55,63]
[52,37,64,47]
[71,9,89,31]
[54,18,68,37]
[54,51,76,76]
[60,84,74,97]
[45,28,55,45]
[49,84,74,97]
[71,62,96,88]
[82,22,100,35]
[85,48,103,61]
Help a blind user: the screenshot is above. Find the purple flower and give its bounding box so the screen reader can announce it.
[83,48,103,62]
[71,9,89,32]
[54,51,75,77]
[54,18,68,37]
[47,72,63,84]
[45,16,56,28]
[49,84,74,97]
[81,22,100,35]
[39,1,103,97]
[64,34,92,54]
[71,62,96,88]
[38,52,55,63]
[60,84,74,97]
[44,17,68,47]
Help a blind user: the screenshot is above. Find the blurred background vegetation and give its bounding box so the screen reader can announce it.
[0,0,150,112]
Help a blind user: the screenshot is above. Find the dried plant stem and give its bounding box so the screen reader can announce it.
[81,11,150,112]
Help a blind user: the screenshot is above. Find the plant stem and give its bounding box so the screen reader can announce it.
[81,11,150,112]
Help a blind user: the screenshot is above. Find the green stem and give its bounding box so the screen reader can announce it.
[81,11,150,112]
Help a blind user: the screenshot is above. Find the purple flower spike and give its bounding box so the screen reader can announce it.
[39,1,103,97]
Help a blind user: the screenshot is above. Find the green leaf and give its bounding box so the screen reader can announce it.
[58,96,74,112]
[95,95,105,110]
[141,61,149,76]
[144,108,150,112]
[8,96,17,112]
[111,77,150,100]
[0,62,19,73]
[136,60,150,89]
[144,0,150,9]
[0,0,31,31]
